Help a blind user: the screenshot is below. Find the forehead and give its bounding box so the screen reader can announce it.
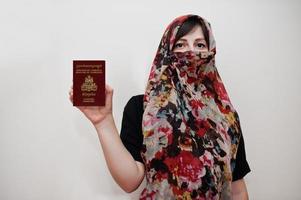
[179,25,205,40]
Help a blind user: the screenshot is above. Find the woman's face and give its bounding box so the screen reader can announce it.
[172,25,208,53]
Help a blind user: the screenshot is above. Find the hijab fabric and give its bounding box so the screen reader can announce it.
[140,14,242,200]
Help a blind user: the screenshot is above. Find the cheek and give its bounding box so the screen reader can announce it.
[173,48,188,53]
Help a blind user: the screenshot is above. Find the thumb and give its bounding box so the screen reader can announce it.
[105,84,114,107]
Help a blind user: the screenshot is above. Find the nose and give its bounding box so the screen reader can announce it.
[187,43,200,52]
[187,43,194,51]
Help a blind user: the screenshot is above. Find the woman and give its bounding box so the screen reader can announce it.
[69,14,250,199]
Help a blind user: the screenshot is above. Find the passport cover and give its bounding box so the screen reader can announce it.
[73,60,105,106]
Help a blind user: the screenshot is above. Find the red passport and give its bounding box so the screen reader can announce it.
[73,60,105,106]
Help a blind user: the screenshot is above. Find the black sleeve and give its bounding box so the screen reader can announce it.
[232,133,251,181]
[120,95,144,163]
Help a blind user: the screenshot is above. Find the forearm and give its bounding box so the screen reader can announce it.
[233,191,248,200]
[94,114,143,192]
[232,179,249,200]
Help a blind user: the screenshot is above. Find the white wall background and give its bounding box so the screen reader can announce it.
[1,0,300,199]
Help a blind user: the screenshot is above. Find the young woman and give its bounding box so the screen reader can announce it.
[69,14,251,200]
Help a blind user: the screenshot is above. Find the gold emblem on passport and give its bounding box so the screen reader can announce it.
[81,75,98,92]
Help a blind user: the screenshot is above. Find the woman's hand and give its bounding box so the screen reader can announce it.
[69,84,114,126]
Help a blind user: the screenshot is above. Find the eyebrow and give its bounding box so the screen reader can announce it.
[177,38,206,42]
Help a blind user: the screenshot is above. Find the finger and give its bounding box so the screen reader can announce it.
[106,84,113,93]
[69,94,73,103]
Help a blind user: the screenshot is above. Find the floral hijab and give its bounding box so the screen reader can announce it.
[141,14,242,200]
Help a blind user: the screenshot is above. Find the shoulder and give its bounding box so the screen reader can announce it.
[127,94,144,105]
[123,94,144,117]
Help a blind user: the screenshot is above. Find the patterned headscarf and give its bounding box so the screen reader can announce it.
[141,14,243,200]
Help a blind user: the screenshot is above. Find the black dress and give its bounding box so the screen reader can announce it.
[120,94,251,181]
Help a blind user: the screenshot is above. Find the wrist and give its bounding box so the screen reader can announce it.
[93,113,114,131]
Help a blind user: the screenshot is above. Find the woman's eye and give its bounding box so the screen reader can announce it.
[175,43,184,48]
[197,43,206,48]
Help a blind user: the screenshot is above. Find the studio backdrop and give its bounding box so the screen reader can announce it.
[0,0,300,199]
